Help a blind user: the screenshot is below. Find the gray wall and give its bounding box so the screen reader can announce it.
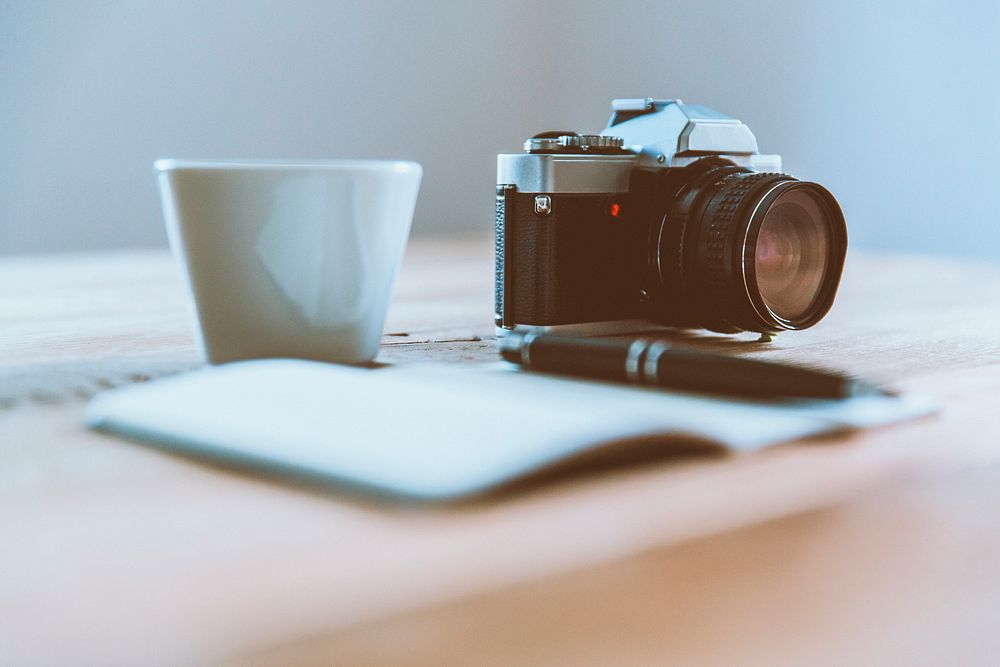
[3,1,999,258]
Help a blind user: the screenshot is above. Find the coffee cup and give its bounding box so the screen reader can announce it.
[155,159,422,364]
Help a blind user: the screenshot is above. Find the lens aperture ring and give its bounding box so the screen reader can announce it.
[653,160,746,326]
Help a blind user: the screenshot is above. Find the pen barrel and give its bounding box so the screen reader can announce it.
[500,334,632,382]
[651,348,852,399]
[500,333,857,399]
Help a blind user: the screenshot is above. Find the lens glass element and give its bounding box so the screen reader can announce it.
[753,189,832,322]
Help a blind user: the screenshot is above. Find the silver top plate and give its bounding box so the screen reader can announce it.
[497,153,637,193]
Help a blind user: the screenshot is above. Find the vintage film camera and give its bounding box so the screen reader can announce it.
[495,98,847,335]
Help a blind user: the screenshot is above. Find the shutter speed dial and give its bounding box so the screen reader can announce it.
[524,133,625,154]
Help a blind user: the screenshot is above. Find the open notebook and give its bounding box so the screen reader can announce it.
[85,359,935,501]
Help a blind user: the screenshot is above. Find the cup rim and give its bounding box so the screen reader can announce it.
[154,158,421,174]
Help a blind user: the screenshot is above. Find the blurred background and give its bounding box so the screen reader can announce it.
[2,0,998,258]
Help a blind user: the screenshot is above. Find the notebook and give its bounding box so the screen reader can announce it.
[85,359,936,501]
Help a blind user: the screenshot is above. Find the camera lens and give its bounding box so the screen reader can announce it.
[651,159,846,333]
[752,187,833,324]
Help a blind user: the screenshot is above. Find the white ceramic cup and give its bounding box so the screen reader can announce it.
[155,159,422,365]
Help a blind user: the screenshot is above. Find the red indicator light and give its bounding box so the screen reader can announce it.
[610,202,621,217]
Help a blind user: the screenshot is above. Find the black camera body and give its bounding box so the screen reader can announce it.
[495,98,847,335]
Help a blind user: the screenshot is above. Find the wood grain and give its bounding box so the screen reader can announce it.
[269,464,1000,667]
[2,236,1000,665]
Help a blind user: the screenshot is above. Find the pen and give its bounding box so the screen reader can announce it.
[497,331,885,400]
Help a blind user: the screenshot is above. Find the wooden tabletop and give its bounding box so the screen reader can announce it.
[2,236,1000,665]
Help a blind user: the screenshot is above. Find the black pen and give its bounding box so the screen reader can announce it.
[498,331,885,400]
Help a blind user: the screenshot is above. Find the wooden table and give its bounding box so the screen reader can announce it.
[3,236,1000,665]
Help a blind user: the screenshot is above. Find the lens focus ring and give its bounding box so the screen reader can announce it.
[700,172,779,328]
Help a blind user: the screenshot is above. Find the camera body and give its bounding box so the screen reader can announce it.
[495,98,846,335]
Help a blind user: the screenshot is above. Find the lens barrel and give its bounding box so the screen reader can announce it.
[650,159,847,333]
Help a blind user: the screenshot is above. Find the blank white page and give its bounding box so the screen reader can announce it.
[85,359,935,501]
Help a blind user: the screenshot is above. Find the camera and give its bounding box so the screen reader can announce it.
[495,98,847,334]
